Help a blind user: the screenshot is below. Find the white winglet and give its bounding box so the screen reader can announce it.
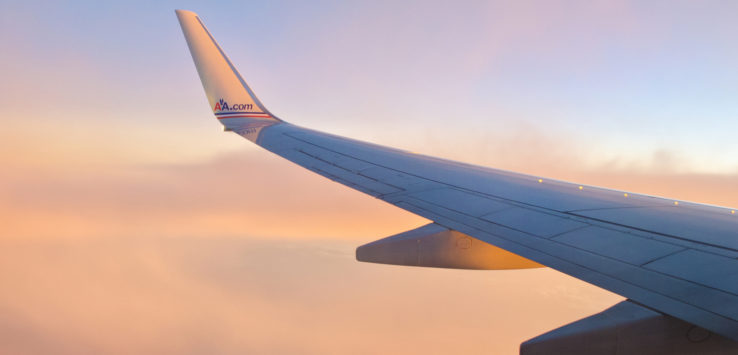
[176,10,281,140]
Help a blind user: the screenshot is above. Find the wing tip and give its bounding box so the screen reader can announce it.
[174,9,198,16]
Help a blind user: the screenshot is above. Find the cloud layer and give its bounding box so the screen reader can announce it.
[0,237,621,354]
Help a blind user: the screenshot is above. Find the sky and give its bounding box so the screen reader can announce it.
[1,0,738,354]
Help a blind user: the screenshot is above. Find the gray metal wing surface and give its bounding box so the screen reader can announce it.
[256,124,738,342]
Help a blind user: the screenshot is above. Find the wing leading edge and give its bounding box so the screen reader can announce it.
[176,10,738,347]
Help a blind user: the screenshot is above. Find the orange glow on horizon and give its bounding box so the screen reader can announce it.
[3,150,738,241]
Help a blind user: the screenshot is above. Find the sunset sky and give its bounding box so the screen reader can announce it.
[2,1,738,354]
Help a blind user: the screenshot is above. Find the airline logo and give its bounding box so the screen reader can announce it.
[213,98,253,112]
[212,98,272,119]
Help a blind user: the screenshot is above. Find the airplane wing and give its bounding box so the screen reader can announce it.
[176,10,738,353]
